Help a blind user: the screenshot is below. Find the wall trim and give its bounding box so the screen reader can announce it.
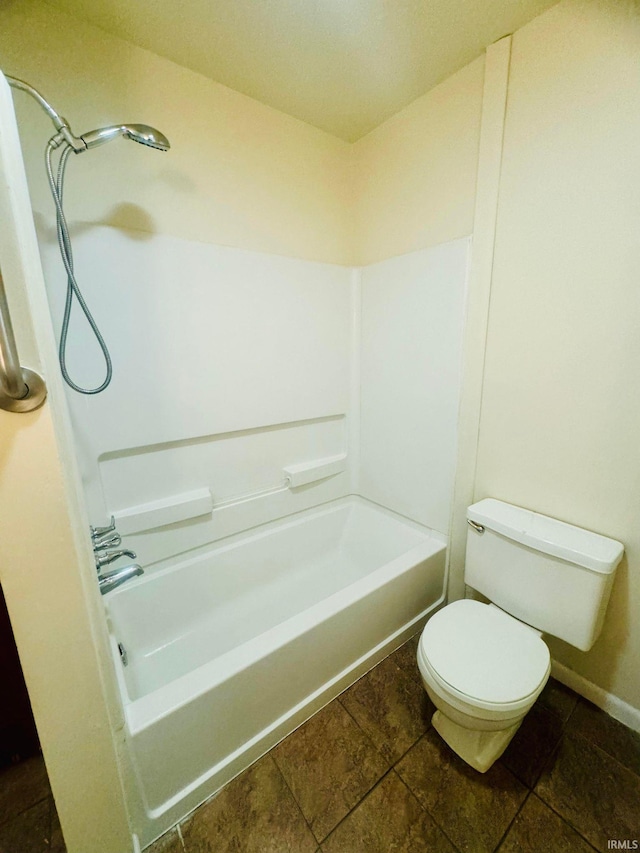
[447,35,512,601]
[349,267,362,495]
[551,659,640,734]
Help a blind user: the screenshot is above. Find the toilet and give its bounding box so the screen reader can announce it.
[417,499,624,773]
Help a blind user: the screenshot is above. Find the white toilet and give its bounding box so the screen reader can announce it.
[417,498,623,773]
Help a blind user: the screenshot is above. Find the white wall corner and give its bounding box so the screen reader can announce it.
[349,266,362,495]
[447,35,512,602]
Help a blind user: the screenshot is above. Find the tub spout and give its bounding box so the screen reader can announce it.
[98,564,144,595]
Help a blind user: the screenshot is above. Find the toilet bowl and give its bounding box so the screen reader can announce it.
[417,599,551,772]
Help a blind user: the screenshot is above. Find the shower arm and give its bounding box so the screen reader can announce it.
[7,75,87,152]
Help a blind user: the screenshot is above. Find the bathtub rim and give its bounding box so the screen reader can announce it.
[109,492,444,581]
[106,494,445,729]
[114,535,444,733]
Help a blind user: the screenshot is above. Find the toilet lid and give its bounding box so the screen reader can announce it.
[421,600,550,705]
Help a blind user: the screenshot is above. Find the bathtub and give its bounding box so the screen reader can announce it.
[106,495,447,845]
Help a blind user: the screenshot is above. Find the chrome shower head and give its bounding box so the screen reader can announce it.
[79,123,170,152]
[123,124,171,151]
[6,76,171,154]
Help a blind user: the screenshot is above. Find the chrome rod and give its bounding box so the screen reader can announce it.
[0,266,47,412]
[0,268,26,398]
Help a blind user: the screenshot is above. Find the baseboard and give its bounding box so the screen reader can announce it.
[551,659,640,734]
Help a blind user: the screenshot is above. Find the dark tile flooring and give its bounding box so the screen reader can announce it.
[0,754,63,852]
[150,635,640,853]
[1,634,639,852]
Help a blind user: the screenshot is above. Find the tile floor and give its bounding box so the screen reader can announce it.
[0,753,63,852]
[149,634,640,853]
[1,633,639,852]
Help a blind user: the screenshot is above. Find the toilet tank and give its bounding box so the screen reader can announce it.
[465,499,623,651]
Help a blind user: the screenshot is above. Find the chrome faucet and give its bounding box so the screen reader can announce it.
[93,531,122,550]
[98,564,144,595]
[91,515,116,541]
[95,549,136,570]
[91,516,122,550]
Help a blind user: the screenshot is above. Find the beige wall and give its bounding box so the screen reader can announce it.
[475,0,640,710]
[0,0,353,265]
[0,410,134,852]
[352,56,484,265]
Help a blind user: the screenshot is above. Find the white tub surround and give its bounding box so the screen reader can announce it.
[35,225,469,845]
[359,238,469,531]
[36,226,354,568]
[106,496,446,845]
[36,227,469,565]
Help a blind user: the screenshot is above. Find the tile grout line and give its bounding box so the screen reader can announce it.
[390,729,472,853]
[388,720,435,769]
[532,732,613,853]
[284,640,430,846]
[562,725,640,782]
[493,789,532,852]
[179,638,423,852]
[318,766,398,847]
[393,764,464,853]
[335,692,405,770]
[527,792,601,853]
[337,674,435,772]
[268,753,321,846]
[392,727,537,853]
[47,795,56,849]
[0,790,52,830]
[497,710,565,792]
[337,658,471,850]
[335,694,399,761]
[542,724,640,786]
[537,693,579,727]
[531,724,622,851]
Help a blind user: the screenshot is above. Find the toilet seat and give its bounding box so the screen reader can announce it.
[419,600,550,715]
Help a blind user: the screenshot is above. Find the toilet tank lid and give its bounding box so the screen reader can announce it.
[467,499,624,575]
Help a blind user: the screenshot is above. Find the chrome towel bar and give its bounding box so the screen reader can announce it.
[0,267,46,412]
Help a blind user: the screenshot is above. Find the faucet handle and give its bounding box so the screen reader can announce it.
[95,549,137,571]
[91,515,116,541]
[93,531,122,551]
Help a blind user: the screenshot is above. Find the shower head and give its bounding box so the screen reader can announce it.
[79,123,170,152]
[6,75,170,154]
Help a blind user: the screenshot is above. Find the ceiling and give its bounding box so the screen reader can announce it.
[46,0,558,142]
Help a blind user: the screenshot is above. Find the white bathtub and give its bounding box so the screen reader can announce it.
[106,495,446,846]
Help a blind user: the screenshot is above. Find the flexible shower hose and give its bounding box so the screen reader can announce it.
[45,139,113,394]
